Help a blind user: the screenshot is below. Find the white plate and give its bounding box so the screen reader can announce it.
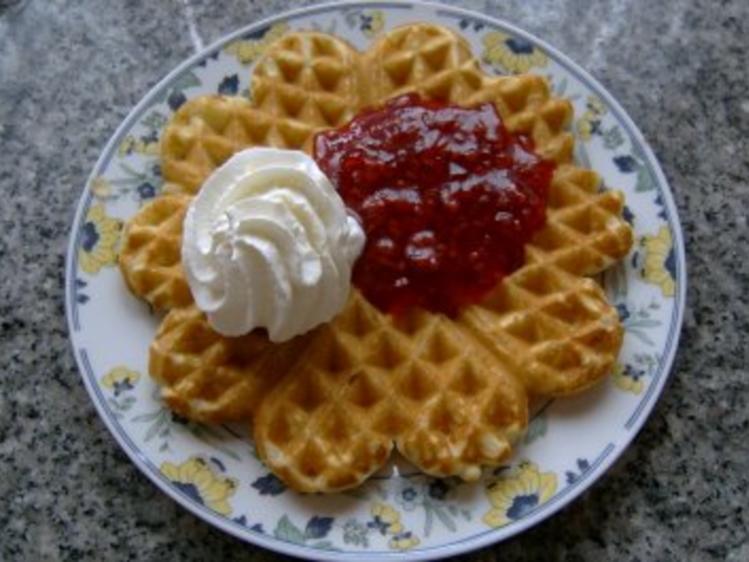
[65,1,686,559]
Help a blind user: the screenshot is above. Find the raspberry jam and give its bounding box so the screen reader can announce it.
[314,94,555,316]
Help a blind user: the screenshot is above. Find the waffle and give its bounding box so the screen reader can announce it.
[461,165,632,396]
[253,291,528,491]
[161,32,360,195]
[118,194,192,311]
[161,96,256,195]
[149,305,314,423]
[118,23,633,492]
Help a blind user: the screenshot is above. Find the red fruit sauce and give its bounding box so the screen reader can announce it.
[314,93,555,316]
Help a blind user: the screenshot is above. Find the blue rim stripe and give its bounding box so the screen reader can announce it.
[64,1,687,560]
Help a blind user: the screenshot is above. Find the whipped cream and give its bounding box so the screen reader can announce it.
[182,148,365,342]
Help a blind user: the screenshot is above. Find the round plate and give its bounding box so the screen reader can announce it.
[65,1,686,559]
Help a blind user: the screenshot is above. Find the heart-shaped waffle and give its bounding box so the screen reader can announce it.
[119,23,633,492]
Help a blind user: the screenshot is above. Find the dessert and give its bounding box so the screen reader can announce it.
[119,23,633,493]
[181,148,364,341]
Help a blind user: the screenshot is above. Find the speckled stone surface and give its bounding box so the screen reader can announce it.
[1,0,747,560]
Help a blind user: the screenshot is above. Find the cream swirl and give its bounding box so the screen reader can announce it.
[181,148,365,342]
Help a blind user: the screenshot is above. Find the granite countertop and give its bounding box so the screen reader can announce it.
[1,0,747,560]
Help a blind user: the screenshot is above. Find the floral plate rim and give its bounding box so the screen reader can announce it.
[65,1,686,560]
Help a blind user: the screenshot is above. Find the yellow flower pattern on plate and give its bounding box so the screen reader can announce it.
[641,226,676,297]
[576,96,607,142]
[160,457,237,516]
[224,23,289,65]
[482,31,548,74]
[361,10,385,38]
[369,502,404,535]
[483,462,557,528]
[78,204,121,275]
[389,531,420,550]
[118,135,159,158]
[612,363,644,395]
[100,366,141,396]
[368,502,422,550]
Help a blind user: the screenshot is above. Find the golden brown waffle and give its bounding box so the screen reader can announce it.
[161,96,256,195]
[253,291,527,491]
[118,23,634,492]
[250,31,361,147]
[149,305,314,423]
[161,33,360,195]
[461,165,632,396]
[118,194,193,311]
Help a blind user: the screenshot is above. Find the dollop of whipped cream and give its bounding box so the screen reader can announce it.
[182,148,365,342]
